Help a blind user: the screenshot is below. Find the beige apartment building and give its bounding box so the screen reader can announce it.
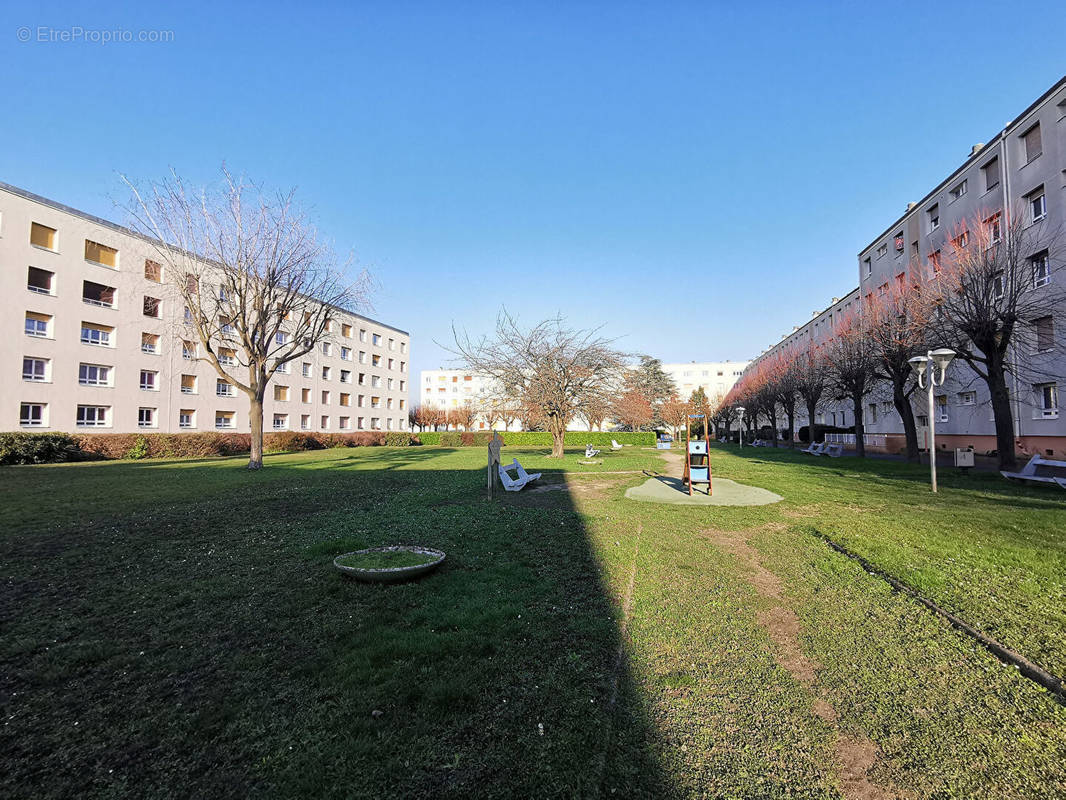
[2,182,410,435]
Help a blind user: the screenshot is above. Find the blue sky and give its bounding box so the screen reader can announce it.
[4,1,1064,382]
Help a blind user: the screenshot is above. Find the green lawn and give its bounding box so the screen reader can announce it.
[1,444,1064,798]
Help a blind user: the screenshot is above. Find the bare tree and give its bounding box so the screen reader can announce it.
[582,394,611,432]
[451,312,626,457]
[612,387,654,432]
[793,342,829,444]
[122,168,369,469]
[659,394,690,441]
[449,402,477,432]
[822,312,877,457]
[929,208,1064,470]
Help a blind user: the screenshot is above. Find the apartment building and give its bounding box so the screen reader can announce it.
[420,360,749,431]
[3,182,410,434]
[661,361,749,404]
[745,76,1066,456]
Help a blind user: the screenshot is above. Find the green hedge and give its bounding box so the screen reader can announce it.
[414,431,655,447]
[0,432,82,465]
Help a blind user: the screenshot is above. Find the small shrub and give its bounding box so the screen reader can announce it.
[384,432,417,447]
[439,432,462,447]
[0,432,82,465]
[264,431,320,453]
[417,432,441,446]
[126,436,150,460]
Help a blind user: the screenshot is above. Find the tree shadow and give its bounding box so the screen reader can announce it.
[0,452,675,797]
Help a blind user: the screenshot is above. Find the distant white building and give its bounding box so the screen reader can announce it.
[661,361,749,405]
[419,359,750,431]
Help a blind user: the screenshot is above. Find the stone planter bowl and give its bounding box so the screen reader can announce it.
[333,546,446,583]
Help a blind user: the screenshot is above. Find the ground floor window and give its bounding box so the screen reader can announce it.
[77,405,109,427]
[20,402,46,427]
[179,409,195,429]
[1034,383,1059,419]
[138,407,156,428]
[216,411,235,429]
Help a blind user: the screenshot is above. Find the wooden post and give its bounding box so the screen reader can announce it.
[487,431,502,499]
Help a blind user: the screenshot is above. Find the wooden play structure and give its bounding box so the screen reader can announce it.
[683,414,712,496]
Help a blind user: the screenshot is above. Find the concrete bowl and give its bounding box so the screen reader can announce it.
[333,546,446,583]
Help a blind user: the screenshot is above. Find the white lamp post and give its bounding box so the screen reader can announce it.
[908,347,956,492]
[735,406,746,449]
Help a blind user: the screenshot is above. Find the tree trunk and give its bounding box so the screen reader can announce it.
[248,393,265,470]
[784,403,795,446]
[851,394,865,458]
[769,408,778,447]
[986,364,1017,471]
[549,415,566,458]
[892,379,920,463]
[805,398,818,443]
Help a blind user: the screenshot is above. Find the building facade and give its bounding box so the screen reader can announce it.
[419,360,749,431]
[745,77,1066,456]
[3,182,410,435]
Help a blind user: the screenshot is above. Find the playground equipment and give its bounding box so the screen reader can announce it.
[683,414,712,496]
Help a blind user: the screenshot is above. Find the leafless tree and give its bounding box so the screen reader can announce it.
[822,312,877,457]
[122,168,370,469]
[793,342,829,445]
[449,402,477,432]
[929,207,1064,469]
[451,311,626,457]
[582,394,612,432]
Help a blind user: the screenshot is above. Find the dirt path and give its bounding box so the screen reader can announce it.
[703,526,900,800]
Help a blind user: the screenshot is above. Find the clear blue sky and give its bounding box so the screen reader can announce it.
[4,1,1064,384]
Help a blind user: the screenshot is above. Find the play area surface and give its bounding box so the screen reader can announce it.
[625,474,783,506]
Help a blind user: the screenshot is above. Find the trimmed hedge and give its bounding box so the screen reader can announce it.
[414,431,655,447]
[0,432,82,465]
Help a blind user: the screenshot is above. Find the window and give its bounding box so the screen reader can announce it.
[182,340,197,360]
[1022,123,1042,163]
[371,417,381,430]
[949,180,967,202]
[358,394,365,407]
[359,329,367,342]
[959,391,976,406]
[321,390,330,404]
[25,312,51,338]
[1027,187,1046,223]
[340,393,351,407]
[340,369,351,383]
[399,361,406,373]
[300,414,311,430]
[388,378,394,390]
[139,370,159,391]
[1032,251,1050,287]
[322,366,331,380]
[935,395,948,423]
[341,346,352,361]
[272,413,289,430]
[30,222,57,251]
[79,363,111,386]
[982,157,999,191]
[321,342,332,357]
[23,357,48,382]
[985,214,1001,246]
[359,373,366,385]
[220,316,235,335]
[876,243,887,259]
[320,415,330,429]
[929,250,942,274]
[993,271,1004,300]
[181,375,197,394]
[927,204,939,231]
[324,318,334,333]
[138,407,156,428]
[387,398,394,410]
[371,375,381,388]
[359,351,367,364]
[1033,383,1058,419]
[387,418,394,430]
[388,358,395,370]
[274,385,290,402]
[215,411,235,429]
[27,266,54,294]
[371,395,381,409]
[84,240,118,268]
[399,380,406,392]
[357,416,365,429]
[80,323,113,347]
[399,398,406,410]
[219,347,237,366]
[1035,316,1054,352]
[302,362,312,377]
[143,296,161,318]
[339,416,350,430]
[184,306,193,323]
[144,260,163,282]
[275,331,290,346]
[372,354,381,367]
[400,341,406,354]
[951,230,969,250]
[179,409,195,428]
[389,338,395,351]
[76,405,109,427]
[372,333,381,346]
[20,402,46,427]
[82,281,116,308]
[142,333,160,354]
[342,323,352,338]
[217,379,235,397]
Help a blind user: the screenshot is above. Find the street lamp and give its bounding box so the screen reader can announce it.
[909,347,956,492]
[735,406,746,449]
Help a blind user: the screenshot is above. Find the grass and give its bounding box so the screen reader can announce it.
[1,443,1064,798]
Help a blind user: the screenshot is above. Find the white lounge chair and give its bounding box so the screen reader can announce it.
[824,443,844,458]
[611,439,623,451]
[585,444,601,458]
[802,442,826,456]
[511,458,541,485]
[1001,455,1066,489]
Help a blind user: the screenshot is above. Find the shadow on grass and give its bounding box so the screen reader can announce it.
[0,452,673,798]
